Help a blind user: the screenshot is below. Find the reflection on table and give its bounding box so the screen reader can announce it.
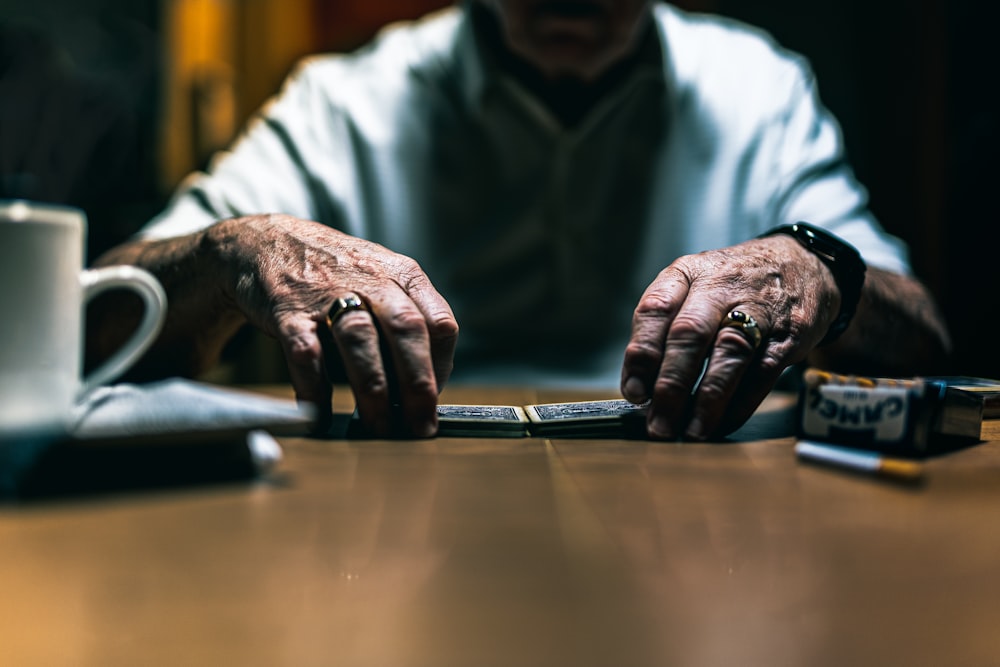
[2,385,999,667]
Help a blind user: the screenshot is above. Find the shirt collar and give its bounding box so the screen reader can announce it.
[454,2,667,125]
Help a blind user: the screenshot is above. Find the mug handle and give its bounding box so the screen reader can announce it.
[79,265,168,397]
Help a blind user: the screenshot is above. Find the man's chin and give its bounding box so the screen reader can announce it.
[528,6,607,48]
[493,0,649,83]
[526,45,614,82]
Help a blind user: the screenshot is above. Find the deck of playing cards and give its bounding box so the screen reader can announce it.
[524,399,649,438]
[436,404,530,438]
[346,398,651,439]
[336,318,652,440]
[434,399,649,438]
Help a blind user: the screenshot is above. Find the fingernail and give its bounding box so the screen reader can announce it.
[648,414,672,440]
[684,417,706,441]
[415,420,437,439]
[623,376,647,402]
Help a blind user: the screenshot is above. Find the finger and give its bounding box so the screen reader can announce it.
[326,282,441,438]
[397,270,459,390]
[621,267,690,405]
[714,349,790,437]
[276,313,332,435]
[328,300,398,438]
[645,300,722,440]
[428,320,459,391]
[683,309,764,440]
[315,304,346,384]
[368,299,440,439]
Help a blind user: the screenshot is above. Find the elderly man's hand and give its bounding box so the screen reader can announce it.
[207,214,459,438]
[620,234,838,440]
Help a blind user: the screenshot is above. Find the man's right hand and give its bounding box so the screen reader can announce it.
[208,214,459,437]
[96,214,459,438]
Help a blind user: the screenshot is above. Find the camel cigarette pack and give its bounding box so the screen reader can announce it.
[797,369,983,454]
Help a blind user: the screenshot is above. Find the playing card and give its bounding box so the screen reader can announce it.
[343,400,649,439]
[437,404,530,438]
[524,399,648,438]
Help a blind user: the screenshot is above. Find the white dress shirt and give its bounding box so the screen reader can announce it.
[139,3,911,387]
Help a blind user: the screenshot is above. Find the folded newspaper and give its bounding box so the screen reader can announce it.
[2,379,314,499]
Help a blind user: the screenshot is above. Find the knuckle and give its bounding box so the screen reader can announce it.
[716,329,757,356]
[428,314,460,341]
[653,373,689,397]
[669,313,716,344]
[694,378,729,403]
[406,374,439,397]
[623,340,663,366]
[384,309,428,337]
[397,258,429,288]
[634,293,677,320]
[358,375,391,401]
[756,351,786,376]
[335,315,374,345]
[283,334,320,367]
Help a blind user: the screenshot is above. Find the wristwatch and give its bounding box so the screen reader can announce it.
[760,222,867,345]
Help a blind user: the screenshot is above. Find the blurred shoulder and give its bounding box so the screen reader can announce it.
[654,3,815,111]
[284,6,466,104]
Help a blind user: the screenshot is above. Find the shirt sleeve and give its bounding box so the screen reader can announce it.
[764,61,912,275]
[138,57,353,240]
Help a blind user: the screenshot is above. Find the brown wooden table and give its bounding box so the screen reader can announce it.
[2,385,999,667]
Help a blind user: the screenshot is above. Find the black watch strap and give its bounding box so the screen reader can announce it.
[760,222,867,345]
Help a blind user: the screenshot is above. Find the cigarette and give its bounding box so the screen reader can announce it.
[794,440,923,482]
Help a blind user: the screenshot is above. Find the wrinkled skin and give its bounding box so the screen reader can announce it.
[94,214,459,438]
[620,234,834,440]
[92,2,951,440]
[213,215,459,438]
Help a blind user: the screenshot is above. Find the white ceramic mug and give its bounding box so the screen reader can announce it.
[0,200,167,437]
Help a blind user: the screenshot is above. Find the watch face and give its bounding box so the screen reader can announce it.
[791,223,862,266]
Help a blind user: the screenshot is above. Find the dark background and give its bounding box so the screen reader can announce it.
[2,0,997,378]
[714,0,999,380]
[0,0,163,256]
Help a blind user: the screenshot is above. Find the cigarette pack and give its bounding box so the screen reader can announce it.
[922,376,1000,419]
[797,369,984,454]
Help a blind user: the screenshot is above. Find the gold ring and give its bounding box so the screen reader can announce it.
[327,294,367,325]
[720,309,763,349]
